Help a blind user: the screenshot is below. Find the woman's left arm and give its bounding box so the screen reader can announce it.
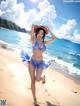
[44,29,57,44]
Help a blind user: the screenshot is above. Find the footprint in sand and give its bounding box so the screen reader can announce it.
[25,87,31,91]
[45,89,48,92]
[28,87,31,90]
[73,91,77,94]
[0,68,3,71]
[52,79,55,82]
[44,89,51,97]
[71,89,78,94]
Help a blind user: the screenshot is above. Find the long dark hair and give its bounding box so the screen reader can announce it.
[35,27,46,42]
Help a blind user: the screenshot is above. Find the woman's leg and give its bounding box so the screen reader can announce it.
[36,68,45,83]
[27,62,37,104]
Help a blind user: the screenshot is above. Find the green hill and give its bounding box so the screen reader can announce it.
[0,18,28,33]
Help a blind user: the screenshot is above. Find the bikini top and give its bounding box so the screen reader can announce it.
[32,39,46,52]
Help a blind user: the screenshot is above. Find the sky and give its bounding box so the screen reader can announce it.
[0,0,80,44]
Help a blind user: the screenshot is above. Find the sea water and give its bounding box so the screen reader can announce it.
[0,28,80,79]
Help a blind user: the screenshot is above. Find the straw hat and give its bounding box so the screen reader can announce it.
[34,25,48,35]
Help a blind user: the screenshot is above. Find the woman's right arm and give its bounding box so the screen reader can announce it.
[31,24,39,43]
[31,25,35,43]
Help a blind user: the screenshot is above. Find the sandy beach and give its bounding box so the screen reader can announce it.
[0,47,80,106]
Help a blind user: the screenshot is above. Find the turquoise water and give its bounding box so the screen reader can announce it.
[0,28,80,79]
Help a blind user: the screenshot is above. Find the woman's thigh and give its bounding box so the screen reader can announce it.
[36,68,43,80]
[28,62,36,82]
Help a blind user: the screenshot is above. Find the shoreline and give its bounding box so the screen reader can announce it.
[0,40,80,80]
[0,46,80,106]
[50,65,80,82]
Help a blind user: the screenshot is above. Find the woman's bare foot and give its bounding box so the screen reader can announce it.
[42,75,46,84]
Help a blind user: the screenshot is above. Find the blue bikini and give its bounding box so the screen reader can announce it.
[21,39,51,69]
[32,39,46,52]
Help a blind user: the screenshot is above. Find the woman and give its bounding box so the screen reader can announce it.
[21,25,57,106]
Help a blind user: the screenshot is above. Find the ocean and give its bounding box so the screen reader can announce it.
[0,28,80,79]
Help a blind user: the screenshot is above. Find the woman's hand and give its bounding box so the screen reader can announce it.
[31,25,34,32]
[31,24,36,30]
[31,24,36,42]
[51,35,57,40]
[48,28,57,40]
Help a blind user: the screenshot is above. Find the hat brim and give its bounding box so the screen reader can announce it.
[34,26,48,35]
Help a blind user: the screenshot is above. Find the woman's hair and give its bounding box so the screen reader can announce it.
[35,27,46,42]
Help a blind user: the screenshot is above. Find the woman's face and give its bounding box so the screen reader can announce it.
[37,30,44,39]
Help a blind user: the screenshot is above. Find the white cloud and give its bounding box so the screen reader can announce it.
[38,0,56,20]
[24,0,57,30]
[56,19,77,37]
[0,0,57,30]
[54,19,77,37]
[0,9,3,16]
[70,34,80,44]
[0,0,25,23]
[54,19,80,44]
[0,0,80,44]
[38,0,57,29]
[0,1,7,11]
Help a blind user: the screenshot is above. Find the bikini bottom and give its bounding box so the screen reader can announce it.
[21,50,51,69]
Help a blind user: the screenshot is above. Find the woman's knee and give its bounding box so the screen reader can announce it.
[31,79,35,84]
[36,77,41,82]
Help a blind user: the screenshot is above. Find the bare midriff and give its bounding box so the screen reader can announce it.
[32,49,43,61]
